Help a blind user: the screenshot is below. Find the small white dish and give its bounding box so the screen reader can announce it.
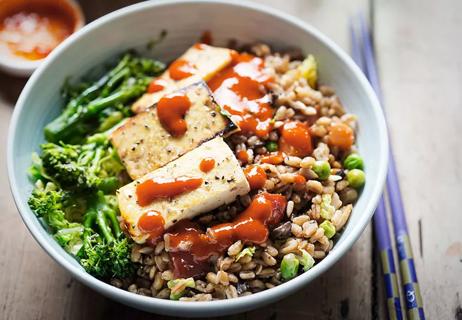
[0,0,84,77]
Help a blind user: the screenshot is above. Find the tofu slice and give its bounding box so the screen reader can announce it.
[132,44,233,113]
[111,81,237,180]
[117,137,250,244]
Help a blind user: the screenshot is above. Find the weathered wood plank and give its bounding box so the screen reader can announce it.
[0,1,376,319]
[374,0,462,319]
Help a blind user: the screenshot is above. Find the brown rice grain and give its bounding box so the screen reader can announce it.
[239,271,256,280]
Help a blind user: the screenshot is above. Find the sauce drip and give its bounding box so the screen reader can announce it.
[147,78,168,93]
[157,93,192,137]
[136,177,203,206]
[168,58,195,80]
[244,165,267,190]
[199,158,215,173]
[138,210,165,242]
[166,193,286,277]
[278,121,313,157]
[0,5,75,60]
[260,152,284,165]
[208,53,274,137]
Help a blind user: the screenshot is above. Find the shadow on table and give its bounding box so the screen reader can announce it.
[0,71,28,106]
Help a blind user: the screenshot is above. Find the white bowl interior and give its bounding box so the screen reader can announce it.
[8,0,387,317]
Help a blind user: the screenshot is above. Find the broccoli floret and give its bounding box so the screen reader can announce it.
[39,132,126,193]
[28,181,85,253]
[77,191,134,279]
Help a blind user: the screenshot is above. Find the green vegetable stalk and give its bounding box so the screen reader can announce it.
[45,53,165,144]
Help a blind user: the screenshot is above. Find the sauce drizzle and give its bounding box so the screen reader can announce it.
[166,193,286,277]
[199,158,215,173]
[136,176,203,206]
[168,58,195,80]
[244,165,267,190]
[147,78,168,93]
[157,93,192,137]
[138,210,165,242]
[278,121,313,157]
[208,53,274,137]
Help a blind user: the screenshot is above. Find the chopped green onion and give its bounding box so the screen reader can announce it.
[319,220,336,239]
[320,194,335,220]
[343,153,364,170]
[313,160,331,180]
[298,249,315,271]
[346,169,366,189]
[281,253,300,280]
[236,246,256,261]
[167,277,195,300]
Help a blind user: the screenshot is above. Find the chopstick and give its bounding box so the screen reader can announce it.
[349,21,405,320]
[354,15,426,320]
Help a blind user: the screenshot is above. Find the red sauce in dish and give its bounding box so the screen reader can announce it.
[260,152,284,165]
[147,78,168,93]
[157,93,192,137]
[0,4,75,60]
[168,58,195,80]
[208,52,274,138]
[136,177,203,206]
[199,158,215,173]
[166,193,286,277]
[244,165,267,190]
[278,121,313,157]
[138,210,165,242]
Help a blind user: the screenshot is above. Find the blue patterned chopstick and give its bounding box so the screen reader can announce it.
[357,15,426,320]
[349,21,404,320]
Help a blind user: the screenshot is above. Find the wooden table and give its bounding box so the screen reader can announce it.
[1,1,461,319]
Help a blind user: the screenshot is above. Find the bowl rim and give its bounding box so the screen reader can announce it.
[7,0,388,315]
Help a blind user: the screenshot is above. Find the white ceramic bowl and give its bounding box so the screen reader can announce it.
[7,0,388,317]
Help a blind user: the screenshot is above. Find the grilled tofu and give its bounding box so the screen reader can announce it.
[132,44,234,113]
[117,137,250,244]
[111,81,237,180]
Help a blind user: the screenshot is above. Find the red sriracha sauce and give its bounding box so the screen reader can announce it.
[165,193,287,278]
[157,93,192,137]
[136,177,203,206]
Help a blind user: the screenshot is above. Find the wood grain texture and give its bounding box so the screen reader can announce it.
[0,1,381,319]
[374,1,462,319]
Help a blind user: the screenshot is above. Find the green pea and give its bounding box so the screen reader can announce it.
[343,153,364,170]
[265,141,278,152]
[319,220,336,239]
[346,169,366,189]
[280,253,300,280]
[313,160,331,180]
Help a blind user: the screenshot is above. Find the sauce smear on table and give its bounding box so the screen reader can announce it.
[136,177,203,206]
[0,4,75,60]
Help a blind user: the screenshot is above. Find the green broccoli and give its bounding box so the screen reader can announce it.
[77,191,134,279]
[45,53,165,144]
[39,131,126,193]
